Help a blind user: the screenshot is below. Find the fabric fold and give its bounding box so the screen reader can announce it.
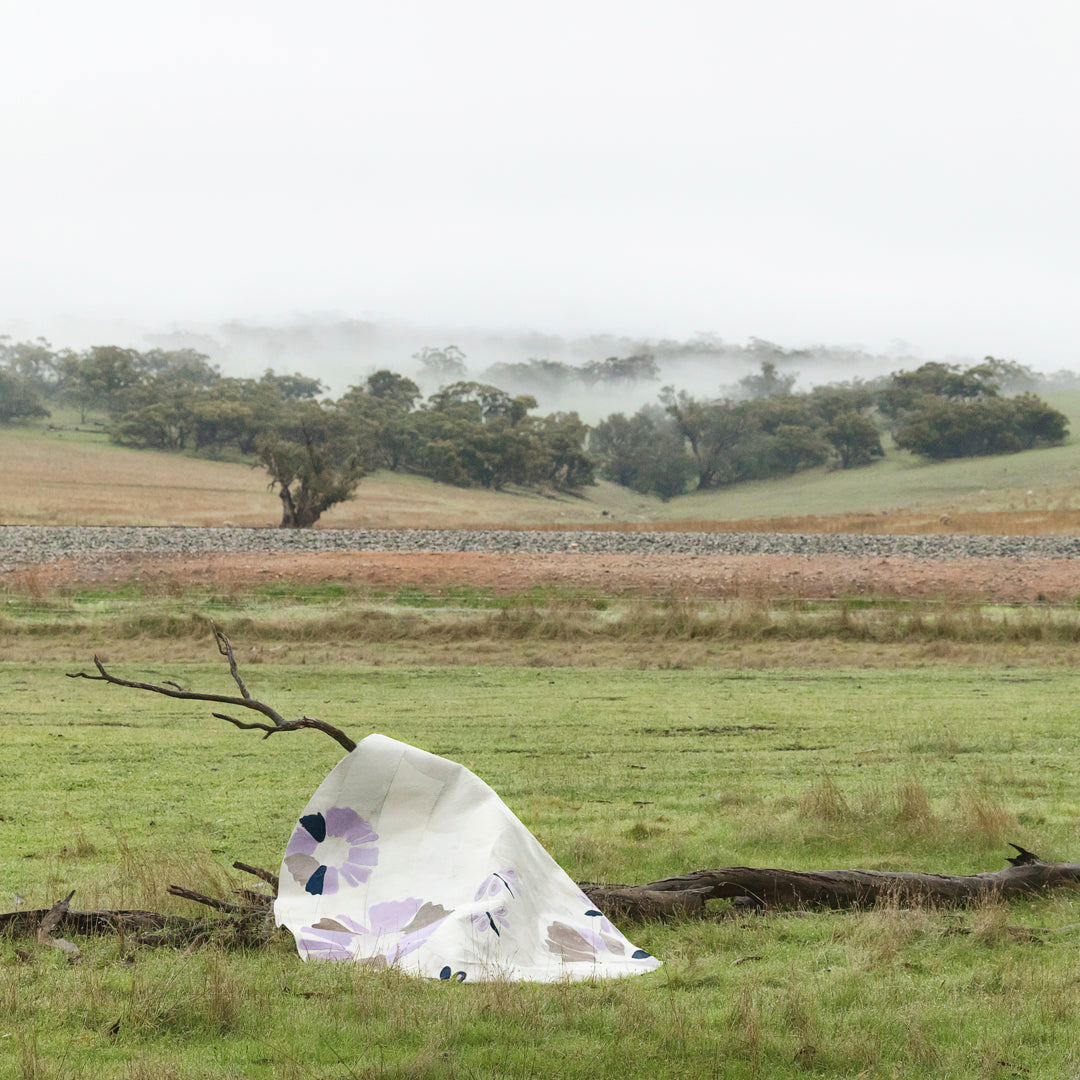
[275,734,661,982]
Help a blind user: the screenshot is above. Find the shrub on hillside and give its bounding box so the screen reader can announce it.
[0,369,50,422]
[892,394,1068,460]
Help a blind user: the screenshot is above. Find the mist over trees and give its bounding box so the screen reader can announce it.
[0,336,1070,524]
[592,359,1067,500]
[136,322,916,414]
[596,380,883,500]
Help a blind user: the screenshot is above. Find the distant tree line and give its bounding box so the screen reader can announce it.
[0,337,1069,523]
[590,357,1068,499]
[592,370,886,499]
[0,339,595,527]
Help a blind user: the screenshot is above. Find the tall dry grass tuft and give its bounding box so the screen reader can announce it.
[197,949,245,1034]
[122,948,246,1038]
[894,776,940,838]
[970,896,1012,946]
[17,1029,42,1080]
[2,568,52,600]
[956,786,1019,846]
[728,982,763,1054]
[854,899,936,968]
[800,770,850,823]
[56,826,97,861]
[107,833,247,912]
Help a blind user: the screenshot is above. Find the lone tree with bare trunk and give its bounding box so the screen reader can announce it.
[256,399,370,528]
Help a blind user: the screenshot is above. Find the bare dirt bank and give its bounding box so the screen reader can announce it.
[14,550,1080,603]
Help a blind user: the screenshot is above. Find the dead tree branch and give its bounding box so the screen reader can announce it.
[233,862,280,892]
[37,890,81,956]
[66,628,357,753]
[212,711,358,749]
[214,624,252,700]
[166,885,250,915]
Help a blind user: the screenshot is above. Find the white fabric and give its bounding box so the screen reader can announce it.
[274,734,661,982]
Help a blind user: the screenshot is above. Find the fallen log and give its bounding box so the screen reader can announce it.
[1,866,277,947]
[580,845,1080,919]
[1,906,209,940]
[7,848,1080,950]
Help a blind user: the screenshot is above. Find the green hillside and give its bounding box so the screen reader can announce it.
[4,393,1079,530]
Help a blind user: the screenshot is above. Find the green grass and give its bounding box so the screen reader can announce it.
[6,656,1080,1078]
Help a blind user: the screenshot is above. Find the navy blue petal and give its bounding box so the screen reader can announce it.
[299,812,326,843]
[439,966,452,980]
[305,865,327,895]
[486,912,501,937]
[584,909,603,917]
[631,949,651,959]
[454,971,467,982]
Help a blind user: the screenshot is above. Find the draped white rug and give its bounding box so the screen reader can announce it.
[274,734,661,982]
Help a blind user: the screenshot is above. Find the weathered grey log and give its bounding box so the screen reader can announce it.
[2,892,272,946]
[1,907,205,938]
[5,852,1080,948]
[580,850,1080,918]
[36,891,81,956]
[578,884,711,920]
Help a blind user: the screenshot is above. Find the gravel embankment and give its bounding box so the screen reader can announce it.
[2,525,1079,572]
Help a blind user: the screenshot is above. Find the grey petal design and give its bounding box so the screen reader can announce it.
[285,853,320,886]
[402,902,454,933]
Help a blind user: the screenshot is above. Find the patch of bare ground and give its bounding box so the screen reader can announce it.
[14,549,1080,604]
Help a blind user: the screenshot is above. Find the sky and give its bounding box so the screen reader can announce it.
[3,0,1078,371]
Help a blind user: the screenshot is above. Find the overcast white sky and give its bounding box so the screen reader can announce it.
[2,0,1078,367]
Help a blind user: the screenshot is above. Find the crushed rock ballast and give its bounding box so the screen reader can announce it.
[2,525,1079,572]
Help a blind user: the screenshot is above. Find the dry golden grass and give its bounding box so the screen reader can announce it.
[0,425,279,526]
[5,418,1080,533]
[0,426,636,528]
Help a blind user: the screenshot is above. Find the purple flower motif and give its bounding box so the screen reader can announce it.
[367,898,453,961]
[296,898,452,964]
[296,913,367,961]
[469,905,510,937]
[474,868,520,901]
[284,807,379,896]
[581,910,627,956]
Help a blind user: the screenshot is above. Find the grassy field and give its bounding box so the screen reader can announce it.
[4,392,1080,531]
[6,397,1080,1076]
[5,578,1080,1078]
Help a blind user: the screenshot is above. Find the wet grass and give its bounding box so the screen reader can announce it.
[4,662,1080,1075]
[5,596,1080,1076]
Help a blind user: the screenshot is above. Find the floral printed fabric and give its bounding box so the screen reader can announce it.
[274,734,661,982]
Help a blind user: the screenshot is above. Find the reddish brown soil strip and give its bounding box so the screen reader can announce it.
[12,551,1080,603]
